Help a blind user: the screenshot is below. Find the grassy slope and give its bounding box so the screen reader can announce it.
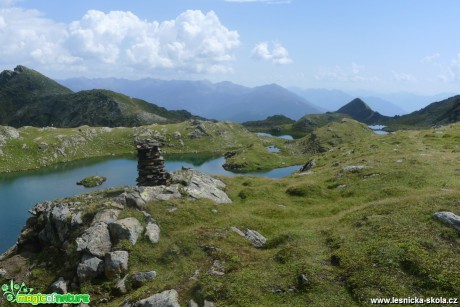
[0,120,305,173]
[2,121,459,306]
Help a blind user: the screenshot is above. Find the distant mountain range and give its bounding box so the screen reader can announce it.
[289,87,455,116]
[0,66,197,128]
[333,96,460,128]
[60,78,323,122]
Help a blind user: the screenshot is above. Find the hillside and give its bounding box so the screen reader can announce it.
[1,120,459,306]
[336,98,388,124]
[386,95,460,129]
[60,78,323,122]
[0,66,198,128]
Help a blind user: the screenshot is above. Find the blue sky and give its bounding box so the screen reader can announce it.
[1,0,459,94]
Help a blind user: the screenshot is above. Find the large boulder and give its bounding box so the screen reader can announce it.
[132,169,232,205]
[170,169,231,204]
[109,218,143,245]
[76,222,112,257]
[105,251,129,280]
[77,254,104,283]
[134,289,180,307]
[433,212,460,233]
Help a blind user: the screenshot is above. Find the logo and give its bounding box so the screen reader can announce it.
[1,280,90,305]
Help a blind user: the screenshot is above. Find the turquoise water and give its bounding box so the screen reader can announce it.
[0,155,301,254]
[255,132,294,140]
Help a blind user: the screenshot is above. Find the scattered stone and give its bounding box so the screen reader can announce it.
[174,131,182,138]
[76,222,112,257]
[125,192,147,209]
[211,209,218,214]
[145,222,160,243]
[337,185,347,189]
[114,275,128,295]
[244,229,267,248]
[0,268,7,278]
[77,176,107,188]
[297,274,309,288]
[433,212,460,233]
[105,251,129,280]
[363,174,380,179]
[341,165,369,173]
[109,217,144,245]
[77,254,104,283]
[298,158,316,173]
[209,260,225,277]
[232,227,267,248]
[134,289,180,307]
[132,271,157,288]
[188,300,199,307]
[204,301,216,307]
[92,209,120,225]
[50,277,68,294]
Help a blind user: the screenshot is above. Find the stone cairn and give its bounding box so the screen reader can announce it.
[136,139,168,186]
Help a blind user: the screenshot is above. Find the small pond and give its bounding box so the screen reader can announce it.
[255,132,294,140]
[368,125,389,135]
[0,154,301,254]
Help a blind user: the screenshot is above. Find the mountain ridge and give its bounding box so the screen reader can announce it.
[0,66,199,128]
[60,77,323,122]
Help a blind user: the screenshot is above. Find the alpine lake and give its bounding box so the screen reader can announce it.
[0,152,301,254]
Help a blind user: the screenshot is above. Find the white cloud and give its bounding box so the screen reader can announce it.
[0,8,82,71]
[315,62,377,82]
[252,42,292,65]
[422,53,440,63]
[438,54,460,82]
[0,8,240,76]
[392,72,416,82]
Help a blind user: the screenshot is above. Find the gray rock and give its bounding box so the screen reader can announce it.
[114,275,128,295]
[50,277,68,294]
[136,169,231,204]
[77,254,104,283]
[71,212,84,228]
[109,218,143,245]
[145,222,160,243]
[105,251,129,280]
[204,301,216,307]
[134,289,180,307]
[170,169,231,204]
[341,165,369,173]
[0,268,7,278]
[29,201,52,216]
[209,260,225,277]
[244,229,267,248]
[132,271,157,288]
[125,192,147,209]
[92,209,120,225]
[51,204,71,242]
[299,159,316,173]
[433,212,460,233]
[232,227,266,248]
[76,222,112,257]
[188,300,199,307]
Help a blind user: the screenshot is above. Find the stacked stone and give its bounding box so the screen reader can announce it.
[136,140,168,186]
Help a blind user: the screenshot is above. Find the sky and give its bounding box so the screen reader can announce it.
[0,0,459,95]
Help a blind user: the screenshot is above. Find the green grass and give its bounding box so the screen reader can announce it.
[1,121,460,306]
